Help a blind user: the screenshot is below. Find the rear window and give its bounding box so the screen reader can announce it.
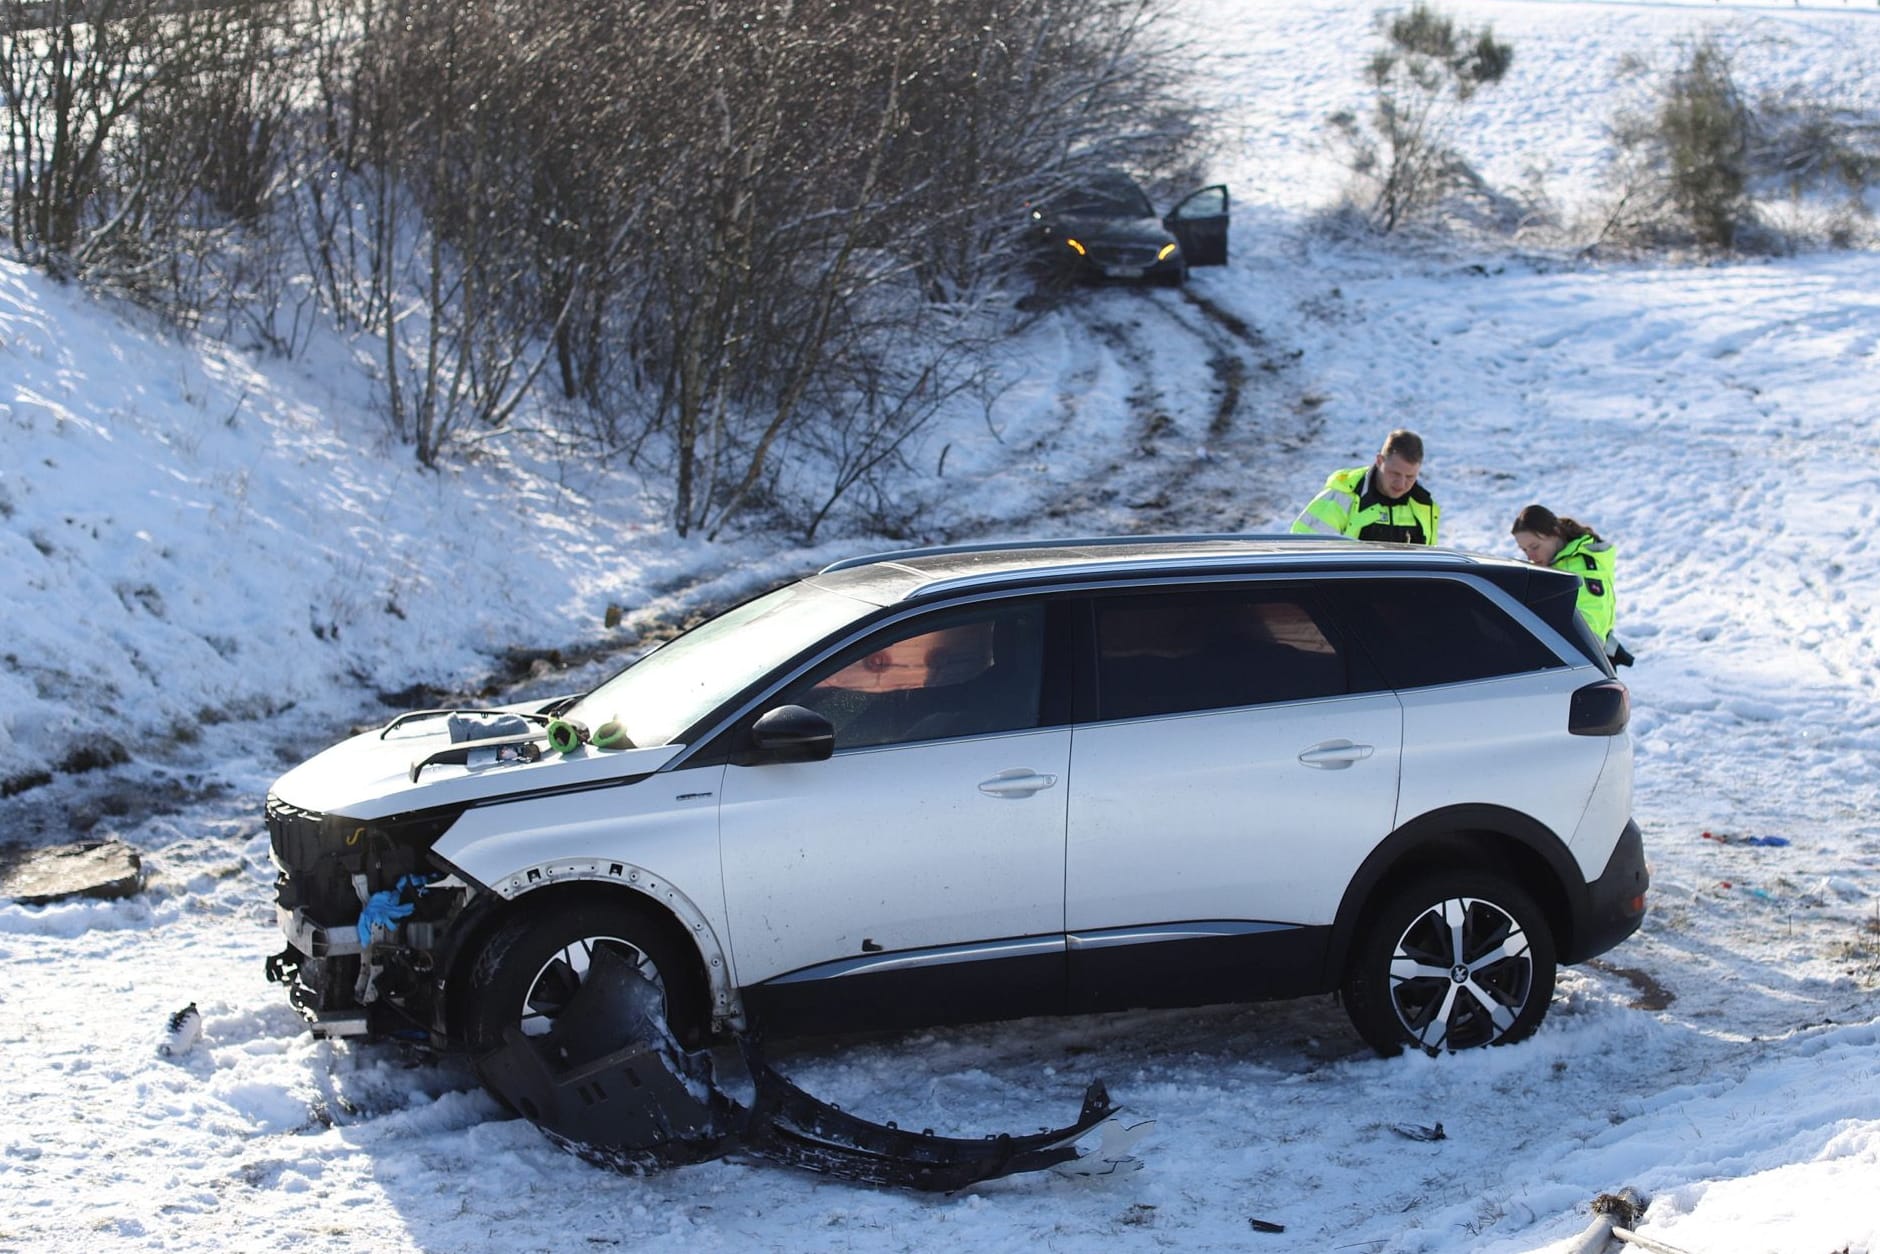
[1320,578,1564,691]
[1518,567,1614,671]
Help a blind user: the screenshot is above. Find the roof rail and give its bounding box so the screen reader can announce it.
[818,532,1297,574]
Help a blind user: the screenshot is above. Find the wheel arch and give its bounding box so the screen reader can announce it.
[1324,804,1580,986]
[440,866,739,1044]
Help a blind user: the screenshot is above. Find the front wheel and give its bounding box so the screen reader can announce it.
[1341,872,1556,1056]
[458,898,706,1054]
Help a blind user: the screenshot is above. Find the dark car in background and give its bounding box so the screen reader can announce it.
[1031,171,1230,287]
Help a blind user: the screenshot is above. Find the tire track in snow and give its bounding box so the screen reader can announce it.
[984,284,1324,538]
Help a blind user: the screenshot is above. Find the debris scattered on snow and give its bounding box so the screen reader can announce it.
[158,1003,202,1058]
[1700,831,1790,847]
[1052,1117,1156,1177]
[1390,1121,1446,1142]
[476,945,1142,1191]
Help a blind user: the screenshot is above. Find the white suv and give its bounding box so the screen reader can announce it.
[264,535,1647,1057]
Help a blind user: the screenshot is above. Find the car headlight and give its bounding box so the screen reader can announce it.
[1065,238,1086,256]
[1157,243,1178,262]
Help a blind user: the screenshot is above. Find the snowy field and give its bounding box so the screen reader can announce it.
[3,1,1879,1251]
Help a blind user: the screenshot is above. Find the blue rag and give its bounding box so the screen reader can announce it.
[355,874,432,944]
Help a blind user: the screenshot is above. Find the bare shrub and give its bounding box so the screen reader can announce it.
[1599,34,1880,253]
[1,0,296,314]
[1329,1,1513,234]
[1654,37,1751,248]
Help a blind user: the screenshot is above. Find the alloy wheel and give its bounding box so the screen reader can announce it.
[1386,895,1535,1052]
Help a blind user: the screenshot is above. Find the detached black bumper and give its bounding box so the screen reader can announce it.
[1564,819,1649,964]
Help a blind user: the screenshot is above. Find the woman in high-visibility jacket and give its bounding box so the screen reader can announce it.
[1511,504,1629,664]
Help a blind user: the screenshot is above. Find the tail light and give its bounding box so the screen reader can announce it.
[1569,680,1629,736]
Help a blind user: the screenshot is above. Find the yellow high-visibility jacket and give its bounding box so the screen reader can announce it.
[1554,533,1617,642]
[1290,465,1439,545]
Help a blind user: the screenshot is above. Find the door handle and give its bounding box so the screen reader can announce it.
[1297,740,1375,769]
[978,768,1059,798]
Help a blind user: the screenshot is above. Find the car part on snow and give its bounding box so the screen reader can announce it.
[1051,1116,1153,1177]
[1389,1121,1445,1142]
[158,1002,202,1057]
[475,944,1146,1191]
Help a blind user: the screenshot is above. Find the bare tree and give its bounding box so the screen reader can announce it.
[5,0,1209,533]
[2,0,296,310]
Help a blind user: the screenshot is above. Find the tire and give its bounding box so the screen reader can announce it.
[1341,871,1557,1056]
[459,898,706,1053]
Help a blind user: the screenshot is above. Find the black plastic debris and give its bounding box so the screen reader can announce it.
[1390,1121,1446,1142]
[476,946,1139,1190]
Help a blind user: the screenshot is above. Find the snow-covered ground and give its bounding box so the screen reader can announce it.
[4,2,1879,1251]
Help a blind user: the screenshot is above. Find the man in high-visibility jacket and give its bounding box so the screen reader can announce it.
[1290,428,1439,545]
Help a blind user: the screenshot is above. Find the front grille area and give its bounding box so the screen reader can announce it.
[266,794,471,1044]
[1094,243,1165,268]
[267,794,462,922]
[267,796,361,924]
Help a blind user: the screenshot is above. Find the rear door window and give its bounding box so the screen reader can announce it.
[1089,586,1348,720]
[1320,578,1564,690]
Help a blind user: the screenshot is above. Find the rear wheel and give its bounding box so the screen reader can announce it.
[1341,871,1556,1055]
[459,898,706,1053]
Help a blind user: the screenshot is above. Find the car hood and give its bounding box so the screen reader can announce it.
[1054,214,1174,246]
[269,719,685,820]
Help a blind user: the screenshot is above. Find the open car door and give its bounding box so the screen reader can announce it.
[1165,185,1229,266]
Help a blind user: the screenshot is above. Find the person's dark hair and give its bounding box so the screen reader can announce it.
[1511,504,1599,542]
[1381,429,1424,463]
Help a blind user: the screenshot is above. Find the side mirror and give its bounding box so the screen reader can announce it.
[745,705,835,763]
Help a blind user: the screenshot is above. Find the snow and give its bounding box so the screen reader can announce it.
[4,1,1880,1251]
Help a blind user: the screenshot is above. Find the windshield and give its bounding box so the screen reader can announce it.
[1059,179,1153,218]
[563,580,879,748]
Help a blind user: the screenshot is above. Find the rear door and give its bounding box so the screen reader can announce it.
[1318,577,1608,846]
[1063,583,1401,1010]
[1165,185,1230,265]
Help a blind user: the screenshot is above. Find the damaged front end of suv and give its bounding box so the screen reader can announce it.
[263,704,618,1046]
[264,789,477,1044]
[261,704,1147,1188]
